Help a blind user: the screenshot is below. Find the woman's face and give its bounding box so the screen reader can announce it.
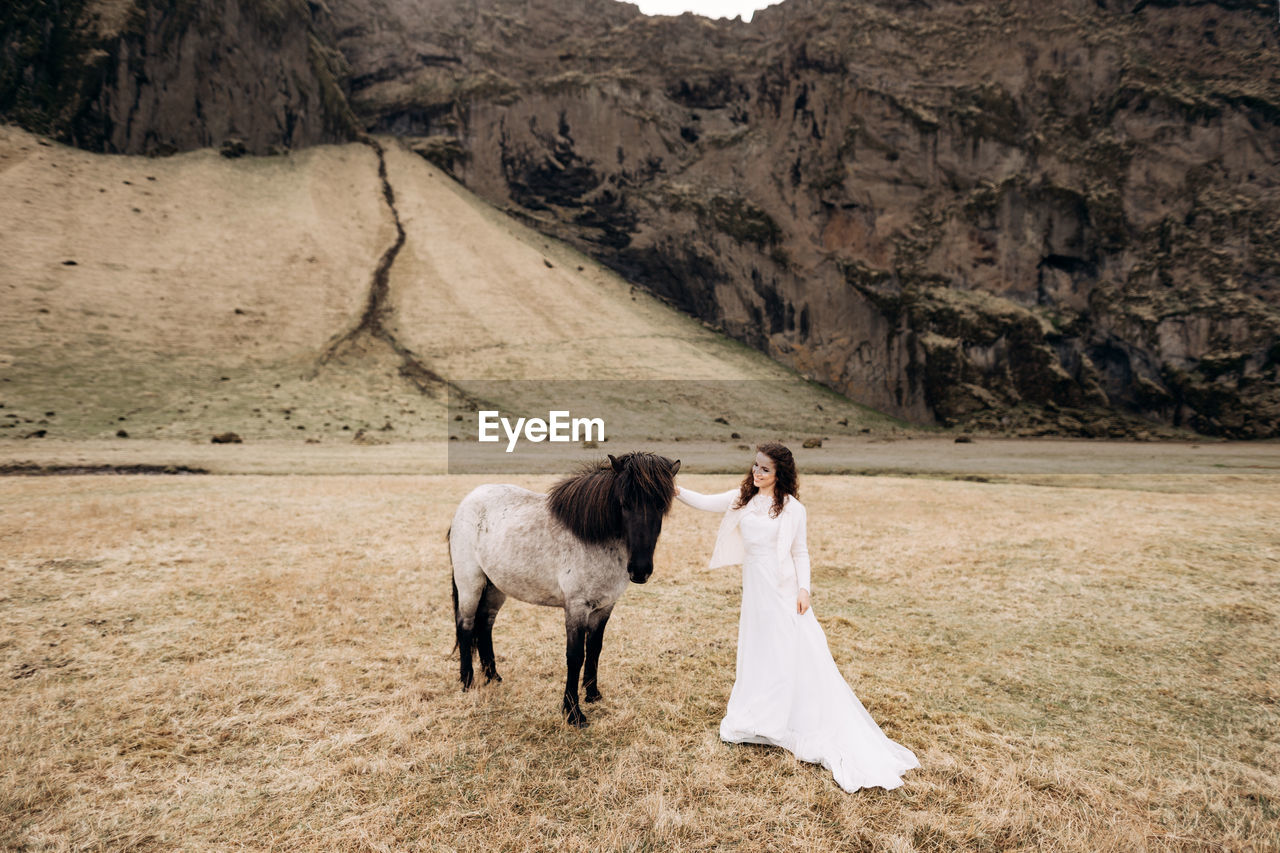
[752,451,777,492]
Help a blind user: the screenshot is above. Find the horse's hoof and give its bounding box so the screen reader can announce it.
[563,704,589,728]
[485,672,503,684]
[584,689,602,703]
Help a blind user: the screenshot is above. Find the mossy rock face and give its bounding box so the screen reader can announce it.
[839,260,905,325]
[950,83,1024,146]
[962,181,1007,223]
[458,70,520,104]
[1,0,358,153]
[835,245,1279,435]
[500,132,606,211]
[666,72,746,110]
[0,0,106,143]
[308,33,359,140]
[608,240,725,322]
[1080,136,1134,188]
[240,0,311,43]
[708,196,781,248]
[1086,186,1128,251]
[899,286,1081,420]
[409,135,470,175]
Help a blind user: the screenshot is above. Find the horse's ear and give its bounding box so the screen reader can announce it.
[608,454,623,472]
[670,459,681,475]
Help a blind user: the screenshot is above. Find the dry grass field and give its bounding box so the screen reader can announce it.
[2,465,1277,852]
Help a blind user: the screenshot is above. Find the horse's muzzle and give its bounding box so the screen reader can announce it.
[628,563,652,584]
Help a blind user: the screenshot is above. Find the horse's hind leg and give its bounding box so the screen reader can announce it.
[476,580,506,684]
[451,556,488,692]
[582,603,615,704]
[452,575,477,690]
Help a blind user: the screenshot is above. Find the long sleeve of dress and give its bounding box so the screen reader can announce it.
[675,487,738,513]
[791,502,811,593]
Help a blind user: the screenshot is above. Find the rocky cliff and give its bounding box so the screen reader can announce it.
[1,0,357,154]
[5,0,1279,437]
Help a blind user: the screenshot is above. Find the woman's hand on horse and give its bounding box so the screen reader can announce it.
[796,589,810,615]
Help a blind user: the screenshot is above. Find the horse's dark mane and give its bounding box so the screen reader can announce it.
[548,466,622,544]
[547,452,677,544]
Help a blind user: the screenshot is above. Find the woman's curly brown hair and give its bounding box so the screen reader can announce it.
[732,442,799,518]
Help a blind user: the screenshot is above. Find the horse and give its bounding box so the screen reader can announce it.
[448,452,680,727]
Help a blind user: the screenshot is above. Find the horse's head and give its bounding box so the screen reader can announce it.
[608,452,680,584]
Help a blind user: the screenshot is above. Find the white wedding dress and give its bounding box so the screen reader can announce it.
[721,493,920,792]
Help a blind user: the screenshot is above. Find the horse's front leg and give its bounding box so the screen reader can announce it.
[562,606,589,728]
[582,603,615,704]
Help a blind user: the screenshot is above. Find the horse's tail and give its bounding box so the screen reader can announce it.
[450,576,460,656]
[448,524,459,656]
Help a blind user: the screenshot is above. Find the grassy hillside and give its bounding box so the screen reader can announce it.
[0,125,899,471]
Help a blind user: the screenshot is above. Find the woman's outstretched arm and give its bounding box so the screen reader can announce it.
[674,485,738,513]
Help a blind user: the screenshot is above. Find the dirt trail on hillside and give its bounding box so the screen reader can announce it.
[321,138,444,394]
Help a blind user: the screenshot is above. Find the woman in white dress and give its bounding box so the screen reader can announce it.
[675,442,919,792]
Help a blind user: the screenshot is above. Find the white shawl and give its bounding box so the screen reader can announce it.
[676,487,811,593]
